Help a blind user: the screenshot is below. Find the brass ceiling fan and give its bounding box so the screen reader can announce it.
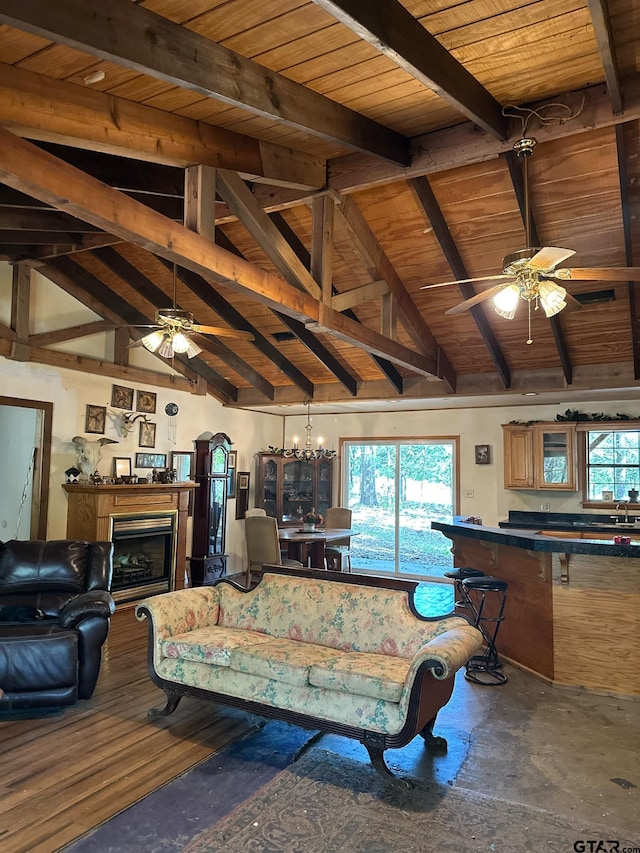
[421,136,640,343]
[124,264,254,359]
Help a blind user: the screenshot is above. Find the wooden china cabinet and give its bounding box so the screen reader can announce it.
[257,453,333,526]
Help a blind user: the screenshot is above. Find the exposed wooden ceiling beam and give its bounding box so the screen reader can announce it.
[615,123,640,380]
[586,0,623,114]
[0,62,325,191]
[334,195,456,388]
[408,176,511,389]
[0,127,448,381]
[326,80,640,196]
[312,0,506,140]
[0,0,408,166]
[267,210,402,395]
[28,320,113,347]
[0,208,101,232]
[215,170,322,300]
[502,151,573,385]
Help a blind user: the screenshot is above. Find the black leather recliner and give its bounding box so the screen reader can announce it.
[0,539,115,710]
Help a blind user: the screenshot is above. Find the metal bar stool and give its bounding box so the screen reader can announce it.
[443,567,485,614]
[461,576,508,686]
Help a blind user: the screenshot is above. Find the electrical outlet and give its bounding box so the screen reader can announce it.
[540,503,551,512]
[464,488,475,498]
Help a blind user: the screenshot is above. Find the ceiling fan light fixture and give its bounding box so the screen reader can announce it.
[140,330,164,353]
[538,281,567,317]
[157,339,175,359]
[185,339,202,359]
[493,283,520,319]
[171,331,191,354]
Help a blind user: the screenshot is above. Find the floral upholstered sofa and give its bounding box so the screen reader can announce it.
[136,567,482,786]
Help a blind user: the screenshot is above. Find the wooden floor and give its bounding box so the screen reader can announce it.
[0,604,258,853]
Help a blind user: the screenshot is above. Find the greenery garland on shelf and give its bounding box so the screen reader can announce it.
[509,410,638,425]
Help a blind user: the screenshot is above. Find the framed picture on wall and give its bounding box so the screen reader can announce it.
[135,452,167,469]
[136,389,157,414]
[85,404,106,434]
[111,384,134,410]
[113,457,132,478]
[475,444,491,465]
[235,471,250,519]
[139,421,156,448]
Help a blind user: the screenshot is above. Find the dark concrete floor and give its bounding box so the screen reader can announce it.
[319,663,639,838]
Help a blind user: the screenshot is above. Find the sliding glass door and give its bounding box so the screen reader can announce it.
[342,439,456,580]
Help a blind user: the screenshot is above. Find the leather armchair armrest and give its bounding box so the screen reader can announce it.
[59,590,115,629]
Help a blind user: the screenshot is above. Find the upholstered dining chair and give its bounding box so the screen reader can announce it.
[244,508,267,517]
[324,506,352,572]
[244,514,302,587]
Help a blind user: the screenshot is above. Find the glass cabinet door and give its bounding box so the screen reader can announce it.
[317,459,332,518]
[536,426,576,489]
[262,458,278,518]
[208,476,226,555]
[282,459,313,523]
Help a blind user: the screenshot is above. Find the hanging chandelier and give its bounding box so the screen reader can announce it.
[268,400,336,460]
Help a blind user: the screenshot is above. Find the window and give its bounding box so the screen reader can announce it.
[342,439,457,580]
[585,428,640,501]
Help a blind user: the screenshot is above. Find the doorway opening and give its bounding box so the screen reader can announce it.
[0,396,52,539]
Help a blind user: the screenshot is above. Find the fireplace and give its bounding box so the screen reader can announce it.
[110,512,177,603]
[63,482,197,604]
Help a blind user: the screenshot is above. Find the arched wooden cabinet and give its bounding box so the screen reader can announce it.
[190,433,232,586]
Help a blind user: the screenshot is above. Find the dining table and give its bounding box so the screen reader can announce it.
[277,527,354,569]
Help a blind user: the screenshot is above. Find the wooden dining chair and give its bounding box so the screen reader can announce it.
[244,514,302,587]
[324,506,352,572]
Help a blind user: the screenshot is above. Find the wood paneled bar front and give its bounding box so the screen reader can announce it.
[62,483,197,601]
[431,519,640,698]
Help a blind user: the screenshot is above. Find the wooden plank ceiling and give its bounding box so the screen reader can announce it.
[0,0,639,408]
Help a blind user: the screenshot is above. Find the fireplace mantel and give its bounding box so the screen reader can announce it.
[62,482,198,599]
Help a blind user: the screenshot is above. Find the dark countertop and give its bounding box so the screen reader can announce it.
[431,517,640,557]
[498,510,638,533]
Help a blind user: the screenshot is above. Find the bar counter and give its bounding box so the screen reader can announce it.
[431,518,640,698]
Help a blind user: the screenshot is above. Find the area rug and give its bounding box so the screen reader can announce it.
[182,748,634,853]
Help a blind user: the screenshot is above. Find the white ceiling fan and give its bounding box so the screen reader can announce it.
[421,136,640,343]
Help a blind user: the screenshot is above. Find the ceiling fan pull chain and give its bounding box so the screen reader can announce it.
[527,301,533,345]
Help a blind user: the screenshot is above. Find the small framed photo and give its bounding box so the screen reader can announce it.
[235,472,250,519]
[475,444,491,465]
[111,384,134,410]
[113,457,132,478]
[228,450,237,469]
[139,420,156,448]
[135,452,167,469]
[85,404,106,434]
[136,389,157,414]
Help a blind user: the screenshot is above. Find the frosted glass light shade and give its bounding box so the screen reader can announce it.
[538,281,567,317]
[493,283,520,319]
[171,331,191,353]
[185,339,202,358]
[140,330,164,352]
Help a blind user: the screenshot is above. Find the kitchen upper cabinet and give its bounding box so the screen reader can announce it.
[503,423,577,490]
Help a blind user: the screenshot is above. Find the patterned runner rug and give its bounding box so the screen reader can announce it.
[181,748,634,853]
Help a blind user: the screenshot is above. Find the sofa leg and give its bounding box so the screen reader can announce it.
[363,736,413,790]
[148,689,182,719]
[419,714,447,753]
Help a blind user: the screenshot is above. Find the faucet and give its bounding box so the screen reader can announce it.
[615,501,630,523]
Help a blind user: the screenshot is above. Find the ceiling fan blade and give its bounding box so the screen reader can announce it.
[445,281,517,315]
[526,246,576,271]
[192,324,255,341]
[550,267,640,282]
[421,274,512,290]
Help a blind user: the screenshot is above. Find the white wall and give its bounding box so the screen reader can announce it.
[0,357,283,575]
[282,401,640,527]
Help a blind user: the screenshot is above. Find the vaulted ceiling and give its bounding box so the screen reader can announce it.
[0,0,639,411]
